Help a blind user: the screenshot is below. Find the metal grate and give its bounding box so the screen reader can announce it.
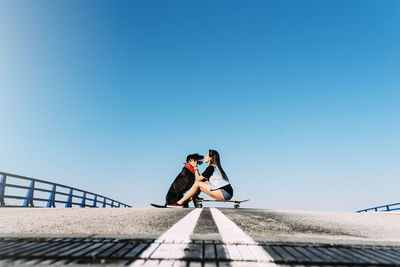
[0,238,400,266]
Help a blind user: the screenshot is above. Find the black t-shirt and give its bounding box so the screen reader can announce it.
[202,165,233,195]
[201,165,215,179]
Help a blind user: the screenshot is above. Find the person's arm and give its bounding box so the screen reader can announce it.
[197,165,214,182]
[189,160,212,182]
[194,166,207,181]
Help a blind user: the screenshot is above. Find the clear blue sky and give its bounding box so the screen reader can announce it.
[0,1,399,211]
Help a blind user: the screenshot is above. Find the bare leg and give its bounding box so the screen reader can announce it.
[189,190,201,201]
[177,181,224,204]
[177,185,201,204]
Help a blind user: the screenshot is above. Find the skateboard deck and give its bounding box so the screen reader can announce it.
[196,199,249,209]
[150,203,166,208]
[151,203,191,208]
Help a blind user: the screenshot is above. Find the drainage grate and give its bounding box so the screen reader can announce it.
[0,238,399,266]
[260,241,400,266]
[0,237,152,266]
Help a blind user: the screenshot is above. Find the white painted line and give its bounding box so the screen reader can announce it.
[237,244,258,261]
[210,208,276,264]
[131,208,202,265]
[210,208,255,244]
[225,244,242,260]
[132,260,187,267]
[154,208,202,243]
[148,243,188,259]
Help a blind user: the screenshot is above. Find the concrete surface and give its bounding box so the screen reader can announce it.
[221,208,400,244]
[0,208,189,239]
[1,207,400,246]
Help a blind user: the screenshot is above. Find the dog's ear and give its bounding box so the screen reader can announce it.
[196,154,204,160]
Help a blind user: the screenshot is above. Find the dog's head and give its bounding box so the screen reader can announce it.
[186,153,204,165]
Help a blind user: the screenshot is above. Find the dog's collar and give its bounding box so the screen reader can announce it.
[184,163,195,174]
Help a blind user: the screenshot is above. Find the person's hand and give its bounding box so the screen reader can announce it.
[189,159,198,167]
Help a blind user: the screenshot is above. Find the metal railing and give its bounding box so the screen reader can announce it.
[356,202,400,213]
[0,171,131,208]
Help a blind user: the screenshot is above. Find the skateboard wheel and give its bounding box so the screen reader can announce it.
[234,204,240,209]
[196,203,203,208]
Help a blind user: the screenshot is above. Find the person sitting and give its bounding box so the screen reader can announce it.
[167,149,233,208]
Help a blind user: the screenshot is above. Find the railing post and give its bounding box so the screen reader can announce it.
[46,185,56,208]
[103,197,106,208]
[111,200,114,208]
[65,189,73,208]
[93,195,97,207]
[80,192,86,208]
[23,181,35,207]
[117,202,120,208]
[0,175,6,206]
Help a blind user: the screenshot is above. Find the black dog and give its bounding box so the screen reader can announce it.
[165,153,204,206]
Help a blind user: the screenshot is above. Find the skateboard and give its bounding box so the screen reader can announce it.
[150,203,190,208]
[195,199,249,209]
[151,203,166,208]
